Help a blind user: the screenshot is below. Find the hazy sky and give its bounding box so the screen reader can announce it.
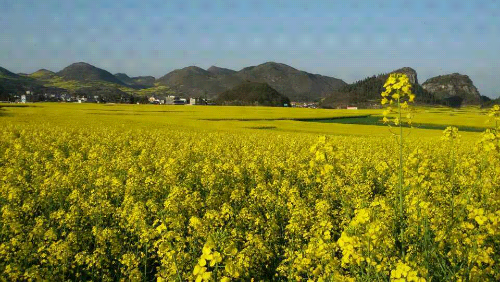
[1,0,499,98]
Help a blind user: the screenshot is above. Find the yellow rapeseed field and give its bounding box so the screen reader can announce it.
[0,100,499,281]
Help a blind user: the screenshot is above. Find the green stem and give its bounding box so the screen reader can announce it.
[171,244,183,282]
[214,262,219,282]
[450,142,455,220]
[398,97,405,258]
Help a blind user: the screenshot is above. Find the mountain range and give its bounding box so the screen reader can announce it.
[153,62,347,101]
[0,61,495,107]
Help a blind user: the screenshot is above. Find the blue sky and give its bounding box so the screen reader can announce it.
[1,0,499,98]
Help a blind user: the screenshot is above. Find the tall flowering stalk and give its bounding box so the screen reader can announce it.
[479,105,500,153]
[381,73,415,257]
[487,105,500,130]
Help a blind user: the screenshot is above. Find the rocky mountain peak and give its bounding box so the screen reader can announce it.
[390,67,418,84]
[422,73,481,104]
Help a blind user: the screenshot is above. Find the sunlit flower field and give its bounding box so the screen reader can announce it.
[0,102,499,281]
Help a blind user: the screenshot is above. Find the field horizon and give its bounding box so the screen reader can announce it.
[0,103,493,137]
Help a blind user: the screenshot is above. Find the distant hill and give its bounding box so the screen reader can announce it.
[156,62,346,101]
[29,69,56,80]
[422,73,481,105]
[234,62,346,102]
[156,66,239,98]
[207,66,237,75]
[114,73,135,85]
[215,82,290,106]
[0,66,20,78]
[157,66,211,84]
[320,67,436,108]
[1,66,41,92]
[0,66,71,101]
[389,67,419,84]
[114,73,157,89]
[57,62,126,85]
[131,76,155,87]
[0,64,160,103]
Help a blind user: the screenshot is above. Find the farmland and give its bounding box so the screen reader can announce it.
[0,103,499,281]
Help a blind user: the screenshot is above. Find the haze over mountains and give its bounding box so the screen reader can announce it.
[0,61,495,107]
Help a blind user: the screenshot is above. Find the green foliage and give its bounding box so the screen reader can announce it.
[135,85,175,96]
[216,82,290,106]
[28,69,56,80]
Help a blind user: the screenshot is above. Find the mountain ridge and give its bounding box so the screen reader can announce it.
[207,66,237,75]
[155,61,347,101]
[57,62,126,86]
[0,66,20,78]
[0,62,494,106]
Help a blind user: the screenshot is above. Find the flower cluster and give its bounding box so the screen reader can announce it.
[193,242,222,282]
[390,261,425,282]
[381,73,416,126]
[442,126,460,141]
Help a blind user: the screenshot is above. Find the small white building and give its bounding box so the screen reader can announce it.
[165,96,175,105]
